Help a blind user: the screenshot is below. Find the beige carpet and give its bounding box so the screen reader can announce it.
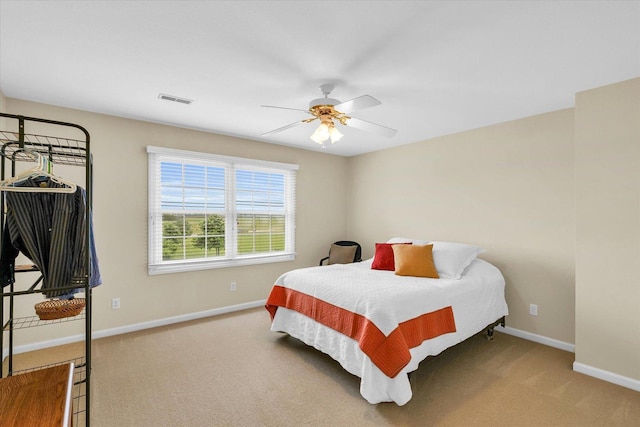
[6,307,640,426]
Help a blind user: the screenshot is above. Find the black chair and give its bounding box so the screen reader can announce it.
[319,241,362,266]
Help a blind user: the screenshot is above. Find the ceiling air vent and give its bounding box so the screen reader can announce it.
[158,93,193,105]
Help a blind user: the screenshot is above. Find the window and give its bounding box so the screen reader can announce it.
[147,146,297,274]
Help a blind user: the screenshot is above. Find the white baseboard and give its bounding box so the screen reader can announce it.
[93,299,267,340]
[3,333,87,361]
[573,362,640,392]
[2,299,267,359]
[495,325,640,393]
[494,325,575,353]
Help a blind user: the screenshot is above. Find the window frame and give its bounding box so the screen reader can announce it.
[147,146,298,275]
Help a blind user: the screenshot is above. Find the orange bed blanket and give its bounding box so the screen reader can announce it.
[266,285,456,378]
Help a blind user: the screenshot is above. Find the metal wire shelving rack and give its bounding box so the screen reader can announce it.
[0,112,93,426]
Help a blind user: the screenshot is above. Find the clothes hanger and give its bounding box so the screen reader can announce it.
[0,151,77,193]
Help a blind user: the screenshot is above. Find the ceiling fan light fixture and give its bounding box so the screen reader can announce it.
[262,83,397,145]
[310,122,330,144]
[328,124,343,143]
[311,114,343,145]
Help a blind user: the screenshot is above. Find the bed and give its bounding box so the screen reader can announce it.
[265,239,508,405]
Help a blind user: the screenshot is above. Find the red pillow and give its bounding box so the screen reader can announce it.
[371,242,410,271]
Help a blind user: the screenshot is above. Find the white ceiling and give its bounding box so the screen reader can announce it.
[1,1,639,157]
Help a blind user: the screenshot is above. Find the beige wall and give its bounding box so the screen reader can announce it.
[575,78,640,381]
[347,109,577,344]
[0,90,6,111]
[3,98,349,345]
[0,91,6,129]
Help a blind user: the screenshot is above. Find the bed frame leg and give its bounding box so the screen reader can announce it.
[486,328,494,340]
[485,316,505,341]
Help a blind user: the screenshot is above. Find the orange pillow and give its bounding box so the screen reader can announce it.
[391,244,439,278]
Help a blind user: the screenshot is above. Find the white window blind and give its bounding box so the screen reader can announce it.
[147,146,297,275]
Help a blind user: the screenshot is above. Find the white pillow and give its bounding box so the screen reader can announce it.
[430,241,485,279]
[386,237,430,246]
[386,237,412,244]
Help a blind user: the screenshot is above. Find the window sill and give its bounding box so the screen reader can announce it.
[148,252,296,275]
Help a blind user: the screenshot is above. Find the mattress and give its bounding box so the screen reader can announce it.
[267,257,508,405]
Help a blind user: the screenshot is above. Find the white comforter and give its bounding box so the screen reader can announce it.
[268,258,508,405]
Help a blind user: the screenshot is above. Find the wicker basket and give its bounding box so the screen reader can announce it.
[34,298,86,320]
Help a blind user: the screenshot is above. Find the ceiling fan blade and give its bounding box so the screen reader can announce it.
[334,95,381,114]
[345,117,397,138]
[261,120,305,137]
[261,105,311,114]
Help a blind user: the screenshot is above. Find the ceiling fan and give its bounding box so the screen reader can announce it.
[261,84,397,146]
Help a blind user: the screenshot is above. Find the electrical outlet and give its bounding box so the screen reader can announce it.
[112,297,121,310]
[230,282,237,291]
[529,303,538,316]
